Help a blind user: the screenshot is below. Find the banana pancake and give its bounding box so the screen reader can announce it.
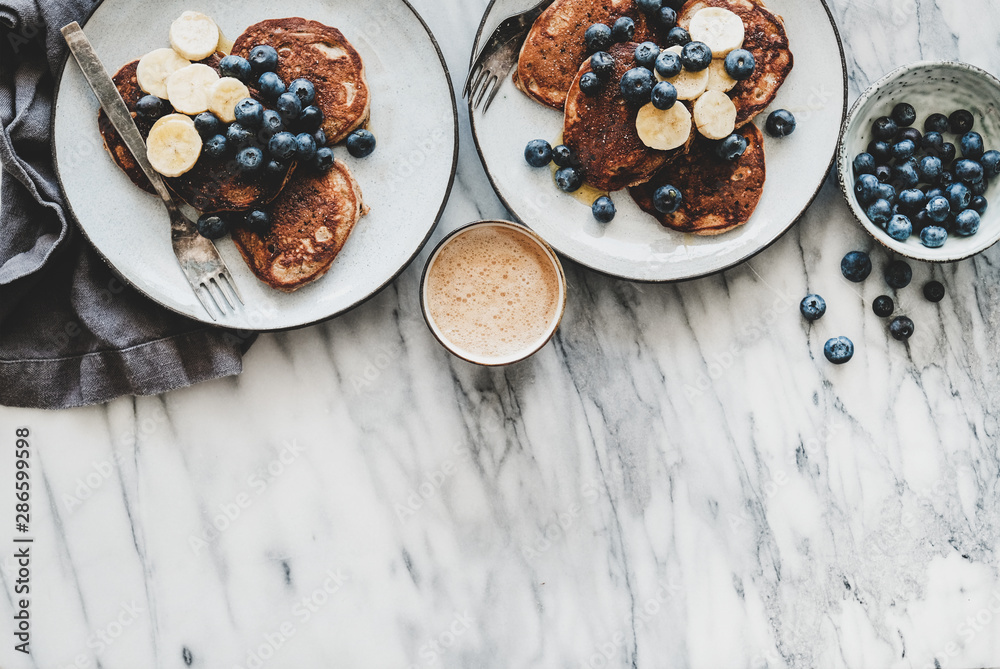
[515,0,666,110]
[678,0,793,126]
[98,57,293,211]
[231,18,370,144]
[231,159,366,292]
[629,123,765,235]
[563,42,693,192]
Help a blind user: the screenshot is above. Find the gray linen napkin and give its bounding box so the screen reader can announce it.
[0,0,256,409]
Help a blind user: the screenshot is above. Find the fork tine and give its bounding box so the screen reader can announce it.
[468,67,490,105]
[474,74,497,110]
[463,61,482,100]
[195,285,219,321]
[218,271,245,307]
[210,277,235,313]
[483,74,504,112]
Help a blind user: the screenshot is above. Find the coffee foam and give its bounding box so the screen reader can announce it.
[425,225,562,363]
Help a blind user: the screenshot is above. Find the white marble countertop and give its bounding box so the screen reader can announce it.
[3,0,1000,667]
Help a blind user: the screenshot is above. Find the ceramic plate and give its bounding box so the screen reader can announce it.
[53,0,457,330]
[469,0,846,282]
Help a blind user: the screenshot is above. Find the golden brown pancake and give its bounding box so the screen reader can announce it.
[679,0,793,126]
[231,18,370,144]
[515,0,667,110]
[563,42,691,192]
[231,159,366,292]
[629,123,765,235]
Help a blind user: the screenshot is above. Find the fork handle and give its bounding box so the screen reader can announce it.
[61,22,178,209]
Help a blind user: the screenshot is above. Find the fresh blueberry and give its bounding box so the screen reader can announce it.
[954,209,981,236]
[267,131,297,161]
[898,127,922,146]
[884,259,912,288]
[898,188,925,212]
[592,195,616,223]
[346,129,376,158]
[655,50,682,79]
[970,195,989,215]
[651,81,677,109]
[244,210,271,234]
[765,109,796,137]
[891,139,916,162]
[259,109,283,140]
[892,102,916,127]
[263,159,288,180]
[234,98,264,128]
[855,173,880,204]
[923,280,945,302]
[926,195,951,222]
[872,295,894,318]
[680,41,712,72]
[634,42,660,69]
[657,6,678,30]
[917,155,943,183]
[724,49,755,80]
[876,183,897,205]
[889,316,915,341]
[135,94,169,119]
[294,132,317,161]
[248,45,279,75]
[666,26,691,47]
[590,51,615,80]
[867,139,892,164]
[979,149,1000,178]
[296,105,324,133]
[886,214,912,242]
[946,182,972,211]
[653,184,682,213]
[872,116,898,141]
[579,72,603,95]
[875,165,892,183]
[236,146,263,173]
[219,55,252,83]
[193,111,223,138]
[853,152,876,176]
[716,132,748,161]
[313,146,335,172]
[892,162,919,189]
[555,166,584,192]
[202,133,227,159]
[920,225,948,248]
[925,187,945,202]
[584,23,613,53]
[938,143,957,164]
[960,131,985,160]
[924,113,950,134]
[824,337,855,365]
[287,78,316,106]
[258,72,286,101]
[800,294,826,322]
[949,109,975,134]
[226,122,254,148]
[970,177,989,196]
[612,16,635,42]
[197,214,229,240]
[313,128,327,147]
[922,132,944,153]
[841,250,872,282]
[867,199,893,226]
[912,209,932,232]
[524,139,553,167]
[620,67,656,104]
[637,0,663,14]
[552,144,579,168]
[276,92,302,122]
[936,170,956,188]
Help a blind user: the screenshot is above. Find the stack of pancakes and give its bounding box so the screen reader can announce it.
[515,0,793,235]
[99,18,370,292]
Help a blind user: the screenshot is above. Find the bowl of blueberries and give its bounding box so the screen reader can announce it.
[837,61,1000,262]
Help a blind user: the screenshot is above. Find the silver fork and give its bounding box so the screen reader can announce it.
[464,0,556,113]
[61,21,244,322]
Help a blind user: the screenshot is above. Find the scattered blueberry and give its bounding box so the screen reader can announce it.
[346,129,376,158]
[892,162,919,189]
[197,213,229,240]
[899,127,922,146]
[313,146,335,172]
[202,133,227,159]
[259,109,283,139]
[876,182,897,204]
[969,177,989,195]
[193,111,223,138]
[313,128,327,148]
[612,16,635,42]
[276,92,302,122]
[637,0,663,14]
[872,116,898,141]
[653,184,683,213]
[954,209,981,236]
[920,225,948,248]
[296,105,324,133]
[634,42,660,69]
[892,102,916,127]
[294,132,317,161]
[724,49,755,80]
[248,45,279,75]
[657,6,678,30]
[584,23,613,54]
[868,139,892,163]
[824,337,855,364]
[263,159,287,180]
[268,131,297,161]
[855,174,880,204]
[872,295,894,318]
[867,199,893,227]
[716,132,748,161]
[590,51,615,80]
[949,109,975,134]
[926,195,951,223]
[287,78,316,106]
[592,196,616,223]
[960,131,985,160]
[765,109,796,137]
[555,166,584,192]
[524,139,553,167]
[579,72,603,95]
[923,280,945,302]
[234,98,264,128]
[552,144,579,168]
[258,72,286,101]
[917,155,943,183]
[226,122,254,148]
[922,131,944,153]
[936,170,956,188]
[891,139,916,162]
[889,316,915,341]
[938,142,957,164]
[651,81,677,109]
[800,294,826,321]
[236,146,263,173]
[924,113,950,134]
[243,209,270,234]
[841,250,872,282]
[981,150,1000,178]
[135,94,169,119]
[853,152,876,176]
[620,67,656,104]
[970,195,989,215]
[655,50,682,79]
[666,26,691,47]
[884,259,912,288]
[681,41,712,71]
[946,182,972,211]
[886,214,912,241]
[898,188,925,213]
[219,55,252,83]
[875,165,892,183]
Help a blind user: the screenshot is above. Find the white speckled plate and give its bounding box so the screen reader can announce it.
[53,0,457,330]
[470,0,846,282]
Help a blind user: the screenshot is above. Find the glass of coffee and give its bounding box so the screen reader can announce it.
[420,220,566,366]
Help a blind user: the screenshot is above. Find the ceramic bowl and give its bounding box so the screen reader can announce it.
[837,60,1000,262]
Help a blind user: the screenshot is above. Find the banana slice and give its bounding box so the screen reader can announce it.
[147,116,202,178]
[165,63,220,115]
[693,90,737,140]
[217,29,234,55]
[636,102,692,151]
[208,77,251,123]
[136,48,191,99]
[150,113,196,134]
[706,58,738,93]
[169,11,220,61]
[656,46,709,100]
[688,8,745,58]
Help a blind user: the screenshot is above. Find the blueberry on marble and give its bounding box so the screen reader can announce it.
[889,316,915,341]
[196,213,229,240]
[923,280,945,302]
[800,294,826,322]
[655,50,682,79]
[980,150,1000,178]
[715,132,748,161]
[917,155,943,183]
[959,131,985,160]
[765,110,796,137]
[867,199,893,227]
[867,139,892,164]
[824,337,854,365]
[872,116,898,141]
[612,16,635,42]
[219,55,252,83]
[884,259,912,288]
[924,113,950,134]
[552,144,579,167]
[620,67,656,104]
[658,6,678,30]
[634,42,661,69]
[853,152,876,176]
[946,182,972,211]
[949,109,975,134]
[555,166,584,192]
[841,250,872,282]
[892,102,916,127]
[136,94,169,119]
[590,51,615,80]
[925,195,951,223]
[346,129,376,158]
[592,196,616,223]
[875,165,892,183]
[194,111,223,139]
[724,49,755,80]
[653,184,683,213]
[855,174,880,204]
[525,139,553,167]
[666,26,691,47]
[651,81,678,110]
[954,209,981,236]
[886,214,912,241]
[969,195,989,215]
[872,295,894,318]
[920,225,948,248]
[584,23,613,53]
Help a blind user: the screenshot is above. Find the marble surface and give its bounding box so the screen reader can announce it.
[3,0,1000,667]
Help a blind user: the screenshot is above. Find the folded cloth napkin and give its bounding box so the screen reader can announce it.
[0,0,256,409]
